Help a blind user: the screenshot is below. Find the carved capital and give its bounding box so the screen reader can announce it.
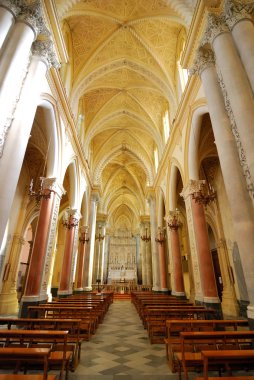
[0,0,21,17]
[18,1,47,38]
[190,46,215,76]
[180,179,206,200]
[41,177,66,198]
[32,39,60,68]
[202,13,229,46]
[225,0,254,29]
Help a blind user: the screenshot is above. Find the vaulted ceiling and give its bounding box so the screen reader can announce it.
[54,0,197,232]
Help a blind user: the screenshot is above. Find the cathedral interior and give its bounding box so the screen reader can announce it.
[0,0,254,334]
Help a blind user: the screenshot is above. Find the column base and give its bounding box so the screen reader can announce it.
[19,297,48,318]
[0,291,19,315]
[238,299,249,318]
[51,287,58,298]
[247,306,254,330]
[73,288,84,294]
[172,291,187,300]
[83,287,92,292]
[195,299,222,319]
[57,289,72,298]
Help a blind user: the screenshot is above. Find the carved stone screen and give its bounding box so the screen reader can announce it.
[108,231,137,282]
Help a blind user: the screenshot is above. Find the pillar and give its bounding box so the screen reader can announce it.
[146,189,160,291]
[155,228,168,292]
[20,178,64,316]
[192,45,254,319]
[75,226,89,292]
[166,211,186,298]
[58,209,81,297]
[83,191,99,291]
[203,13,254,189]
[225,0,254,92]
[0,36,59,248]
[0,1,20,50]
[181,181,220,307]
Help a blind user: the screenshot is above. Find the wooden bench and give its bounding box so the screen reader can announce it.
[145,308,216,343]
[0,347,50,380]
[175,330,254,380]
[0,318,82,370]
[0,329,71,380]
[164,319,249,371]
[201,350,254,379]
[28,306,94,340]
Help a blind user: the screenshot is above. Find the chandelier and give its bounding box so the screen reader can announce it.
[29,177,53,205]
[166,210,181,230]
[79,227,89,244]
[62,210,79,229]
[191,180,216,207]
[155,227,165,245]
[96,227,105,241]
[141,228,151,242]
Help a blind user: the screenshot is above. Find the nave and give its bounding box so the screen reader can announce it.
[69,299,171,380]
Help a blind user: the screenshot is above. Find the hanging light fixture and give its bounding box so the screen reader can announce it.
[62,209,79,229]
[96,226,105,241]
[191,180,216,207]
[79,226,89,244]
[141,227,151,242]
[166,209,181,230]
[155,227,165,245]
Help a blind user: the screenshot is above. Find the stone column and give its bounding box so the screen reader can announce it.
[75,226,89,292]
[83,192,99,291]
[0,37,59,248]
[140,220,150,285]
[58,209,81,297]
[203,13,254,187]
[20,178,64,316]
[225,0,254,92]
[99,224,106,284]
[0,2,43,148]
[0,1,20,50]
[166,211,186,298]
[155,228,168,292]
[192,46,254,320]
[147,189,160,291]
[181,181,220,306]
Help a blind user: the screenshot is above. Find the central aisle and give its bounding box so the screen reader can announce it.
[70,299,174,380]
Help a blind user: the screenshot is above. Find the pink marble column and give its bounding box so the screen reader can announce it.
[20,178,64,317]
[75,226,89,291]
[24,190,54,297]
[169,225,185,297]
[191,198,218,302]
[58,210,80,296]
[155,230,168,291]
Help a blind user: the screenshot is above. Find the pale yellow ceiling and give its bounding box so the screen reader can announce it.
[55,0,197,232]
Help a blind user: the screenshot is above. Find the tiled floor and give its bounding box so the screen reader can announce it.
[69,299,175,380]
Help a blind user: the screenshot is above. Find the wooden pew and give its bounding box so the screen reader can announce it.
[145,308,216,343]
[0,318,82,370]
[175,330,254,380]
[0,347,50,380]
[201,350,254,379]
[0,330,71,380]
[28,306,94,339]
[164,319,249,372]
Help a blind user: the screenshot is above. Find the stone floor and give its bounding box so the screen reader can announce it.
[69,299,174,380]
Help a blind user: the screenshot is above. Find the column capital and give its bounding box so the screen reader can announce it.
[96,213,108,225]
[165,210,182,230]
[41,177,65,198]
[180,179,205,200]
[80,225,89,234]
[190,46,215,76]
[32,38,60,69]
[202,13,229,46]
[145,186,155,202]
[225,0,254,29]
[0,0,21,17]
[18,1,47,38]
